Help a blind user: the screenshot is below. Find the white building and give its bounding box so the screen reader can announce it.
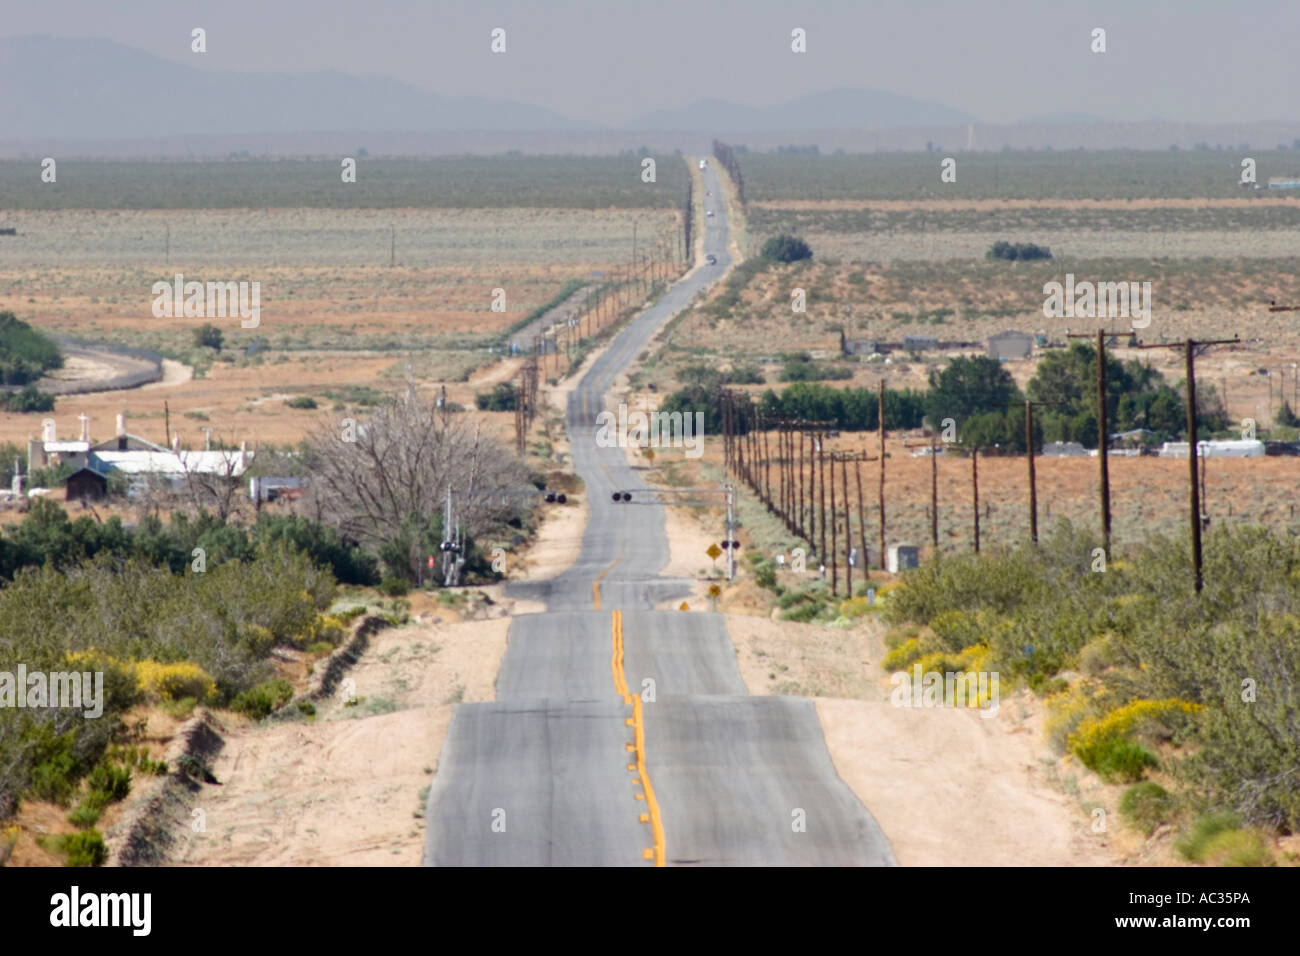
[1158,440,1265,459]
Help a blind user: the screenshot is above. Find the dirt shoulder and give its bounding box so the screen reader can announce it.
[168,613,508,866]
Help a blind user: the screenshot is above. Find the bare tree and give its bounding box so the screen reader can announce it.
[301,394,531,559]
[180,447,250,523]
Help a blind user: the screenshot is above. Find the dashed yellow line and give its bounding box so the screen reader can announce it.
[592,544,622,611]
[610,609,665,867]
[610,609,628,697]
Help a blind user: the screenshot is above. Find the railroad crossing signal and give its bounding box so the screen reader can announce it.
[612,491,633,502]
[544,491,567,504]
[719,539,740,549]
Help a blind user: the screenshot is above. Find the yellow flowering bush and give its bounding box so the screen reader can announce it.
[135,661,216,703]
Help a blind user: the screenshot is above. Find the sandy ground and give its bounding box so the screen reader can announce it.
[716,591,1117,867]
[142,358,194,389]
[171,614,509,866]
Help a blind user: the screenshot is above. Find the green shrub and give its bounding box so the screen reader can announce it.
[378,576,410,597]
[286,395,317,409]
[162,697,198,720]
[1175,812,1264,864]
[475,382,516,411]
[986,240,1051,261]
[1082,737,1158,783]
[26,729,82,805]
[60,830,107,867]
[67,804,102,829]
[780,600,824,623]
[193,323,224,350]
[760,234,813,263]
[752,563,778,592]
[1196,829,1270,866]
[1119,782,1177,836]
[230,679,295,719]
[4,385,55,413]
[85,761,131,804]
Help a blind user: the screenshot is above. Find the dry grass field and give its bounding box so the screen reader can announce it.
[0,203,682,451]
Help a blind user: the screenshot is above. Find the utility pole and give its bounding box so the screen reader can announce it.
[818,436,827,567]
[903,436,942,553]
[1135,335,1239,593]
[878,380,886,567]
[1068,328,1132,556]
[971,446,980,554]
[831,451,875,595]
[996,399,1063,544]
[829,445,838,595]
[840,453,851,595]
[798,429,806,538]
[931,439,939,550]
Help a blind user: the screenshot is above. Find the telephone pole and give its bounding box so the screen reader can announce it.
[1135,335,1240,593]
[904,436,943,552]
[877,380,887,566]
[996,400,1063,544]
[1068,328,1137,556]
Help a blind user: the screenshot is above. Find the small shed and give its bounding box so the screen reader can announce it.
[65,465,109,502]
[844,338,877,355]
[886,544,920,573]
[988,329,1033,360]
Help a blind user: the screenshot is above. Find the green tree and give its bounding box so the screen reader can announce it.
[0,312,63,385]
[924,356,1020,429]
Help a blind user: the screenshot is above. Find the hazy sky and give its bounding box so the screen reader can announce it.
[6,0,1298,125]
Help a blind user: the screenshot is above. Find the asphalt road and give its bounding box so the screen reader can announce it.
[424,164,896,866]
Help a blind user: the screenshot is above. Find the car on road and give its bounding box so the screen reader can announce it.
[706,254,717,265]
[706,209,714,218]
[698,159,707,170]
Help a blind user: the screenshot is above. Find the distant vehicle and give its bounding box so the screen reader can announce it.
[706,254,717,265]
[706,210,714,218]
[699,159,707,170]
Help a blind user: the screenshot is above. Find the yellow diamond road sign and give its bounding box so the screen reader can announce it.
[679,602,690,611]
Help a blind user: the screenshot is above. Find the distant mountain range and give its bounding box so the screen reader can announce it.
[0,35,973,141]
[628,88,973,130]
[0,36,583,139]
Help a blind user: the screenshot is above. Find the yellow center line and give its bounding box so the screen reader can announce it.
[633,693,666,867]
[611,609,665,867]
